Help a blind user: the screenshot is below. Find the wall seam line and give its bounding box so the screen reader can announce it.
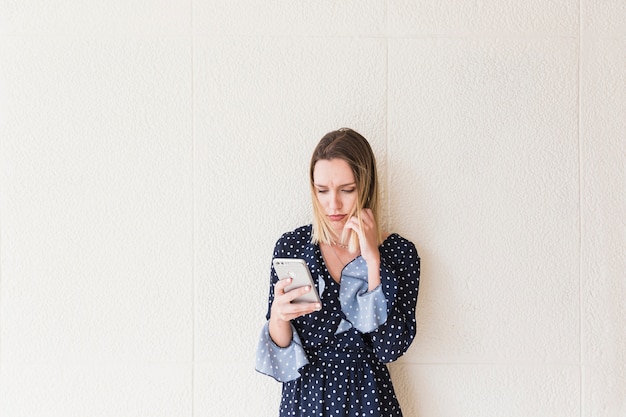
[0,136,2,375]
[191,0,196,415]
[385,0,391,229]
[578,1,584,416]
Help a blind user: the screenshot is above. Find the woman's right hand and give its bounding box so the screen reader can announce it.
[269,278,321,348]
[270,278,322,322]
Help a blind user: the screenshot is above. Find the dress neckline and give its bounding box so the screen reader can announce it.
[314,232,397,284]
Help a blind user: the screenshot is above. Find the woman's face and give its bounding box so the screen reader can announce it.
[313,158,358,234]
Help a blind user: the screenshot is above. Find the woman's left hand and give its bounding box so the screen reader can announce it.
[344,208,381,268]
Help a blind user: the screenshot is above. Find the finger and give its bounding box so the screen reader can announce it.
[274,278,292,295]
[284,302,322,319]
[283,285,313,302]
[360,208,374,224]
[360,210,379,233]
[274,299,321,322]
[343,216,360,234]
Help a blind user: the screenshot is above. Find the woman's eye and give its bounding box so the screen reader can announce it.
[342,189,355,194]
[316,189,328,194]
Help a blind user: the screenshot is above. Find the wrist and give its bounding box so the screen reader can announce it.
[365,256,380,270]
[270,311,289,325]
[269,315,293,348]
[366,256,381,289]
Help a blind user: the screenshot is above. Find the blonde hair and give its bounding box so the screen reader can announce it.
[309,128,382,252]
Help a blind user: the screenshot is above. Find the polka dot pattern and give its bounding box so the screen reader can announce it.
[256,321,310,383]
[256,225,420,417]
[338,256,388,334]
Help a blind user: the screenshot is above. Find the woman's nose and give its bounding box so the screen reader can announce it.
[329,192,341,209]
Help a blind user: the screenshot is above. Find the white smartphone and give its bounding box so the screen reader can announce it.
[272,258,321,304]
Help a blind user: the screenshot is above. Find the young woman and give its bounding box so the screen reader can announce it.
[256,128,420,417]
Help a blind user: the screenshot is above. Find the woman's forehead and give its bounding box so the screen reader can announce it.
[313,159,355,185]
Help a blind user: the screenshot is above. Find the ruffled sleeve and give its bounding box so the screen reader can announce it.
[337,237,420,364]
[336,257,389,334]
[367,239,420,363]
[255,320,309,383]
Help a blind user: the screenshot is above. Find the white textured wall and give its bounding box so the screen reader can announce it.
[0,2,624,417]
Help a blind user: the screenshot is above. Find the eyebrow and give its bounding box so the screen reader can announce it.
[314,182,356,188]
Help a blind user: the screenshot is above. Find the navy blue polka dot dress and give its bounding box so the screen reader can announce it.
[256,225,420,417]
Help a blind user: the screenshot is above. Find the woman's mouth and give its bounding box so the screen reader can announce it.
[328,214,346,222]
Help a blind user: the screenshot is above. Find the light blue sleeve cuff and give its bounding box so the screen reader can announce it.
[255,320,309,383]
[337,257,388,334]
